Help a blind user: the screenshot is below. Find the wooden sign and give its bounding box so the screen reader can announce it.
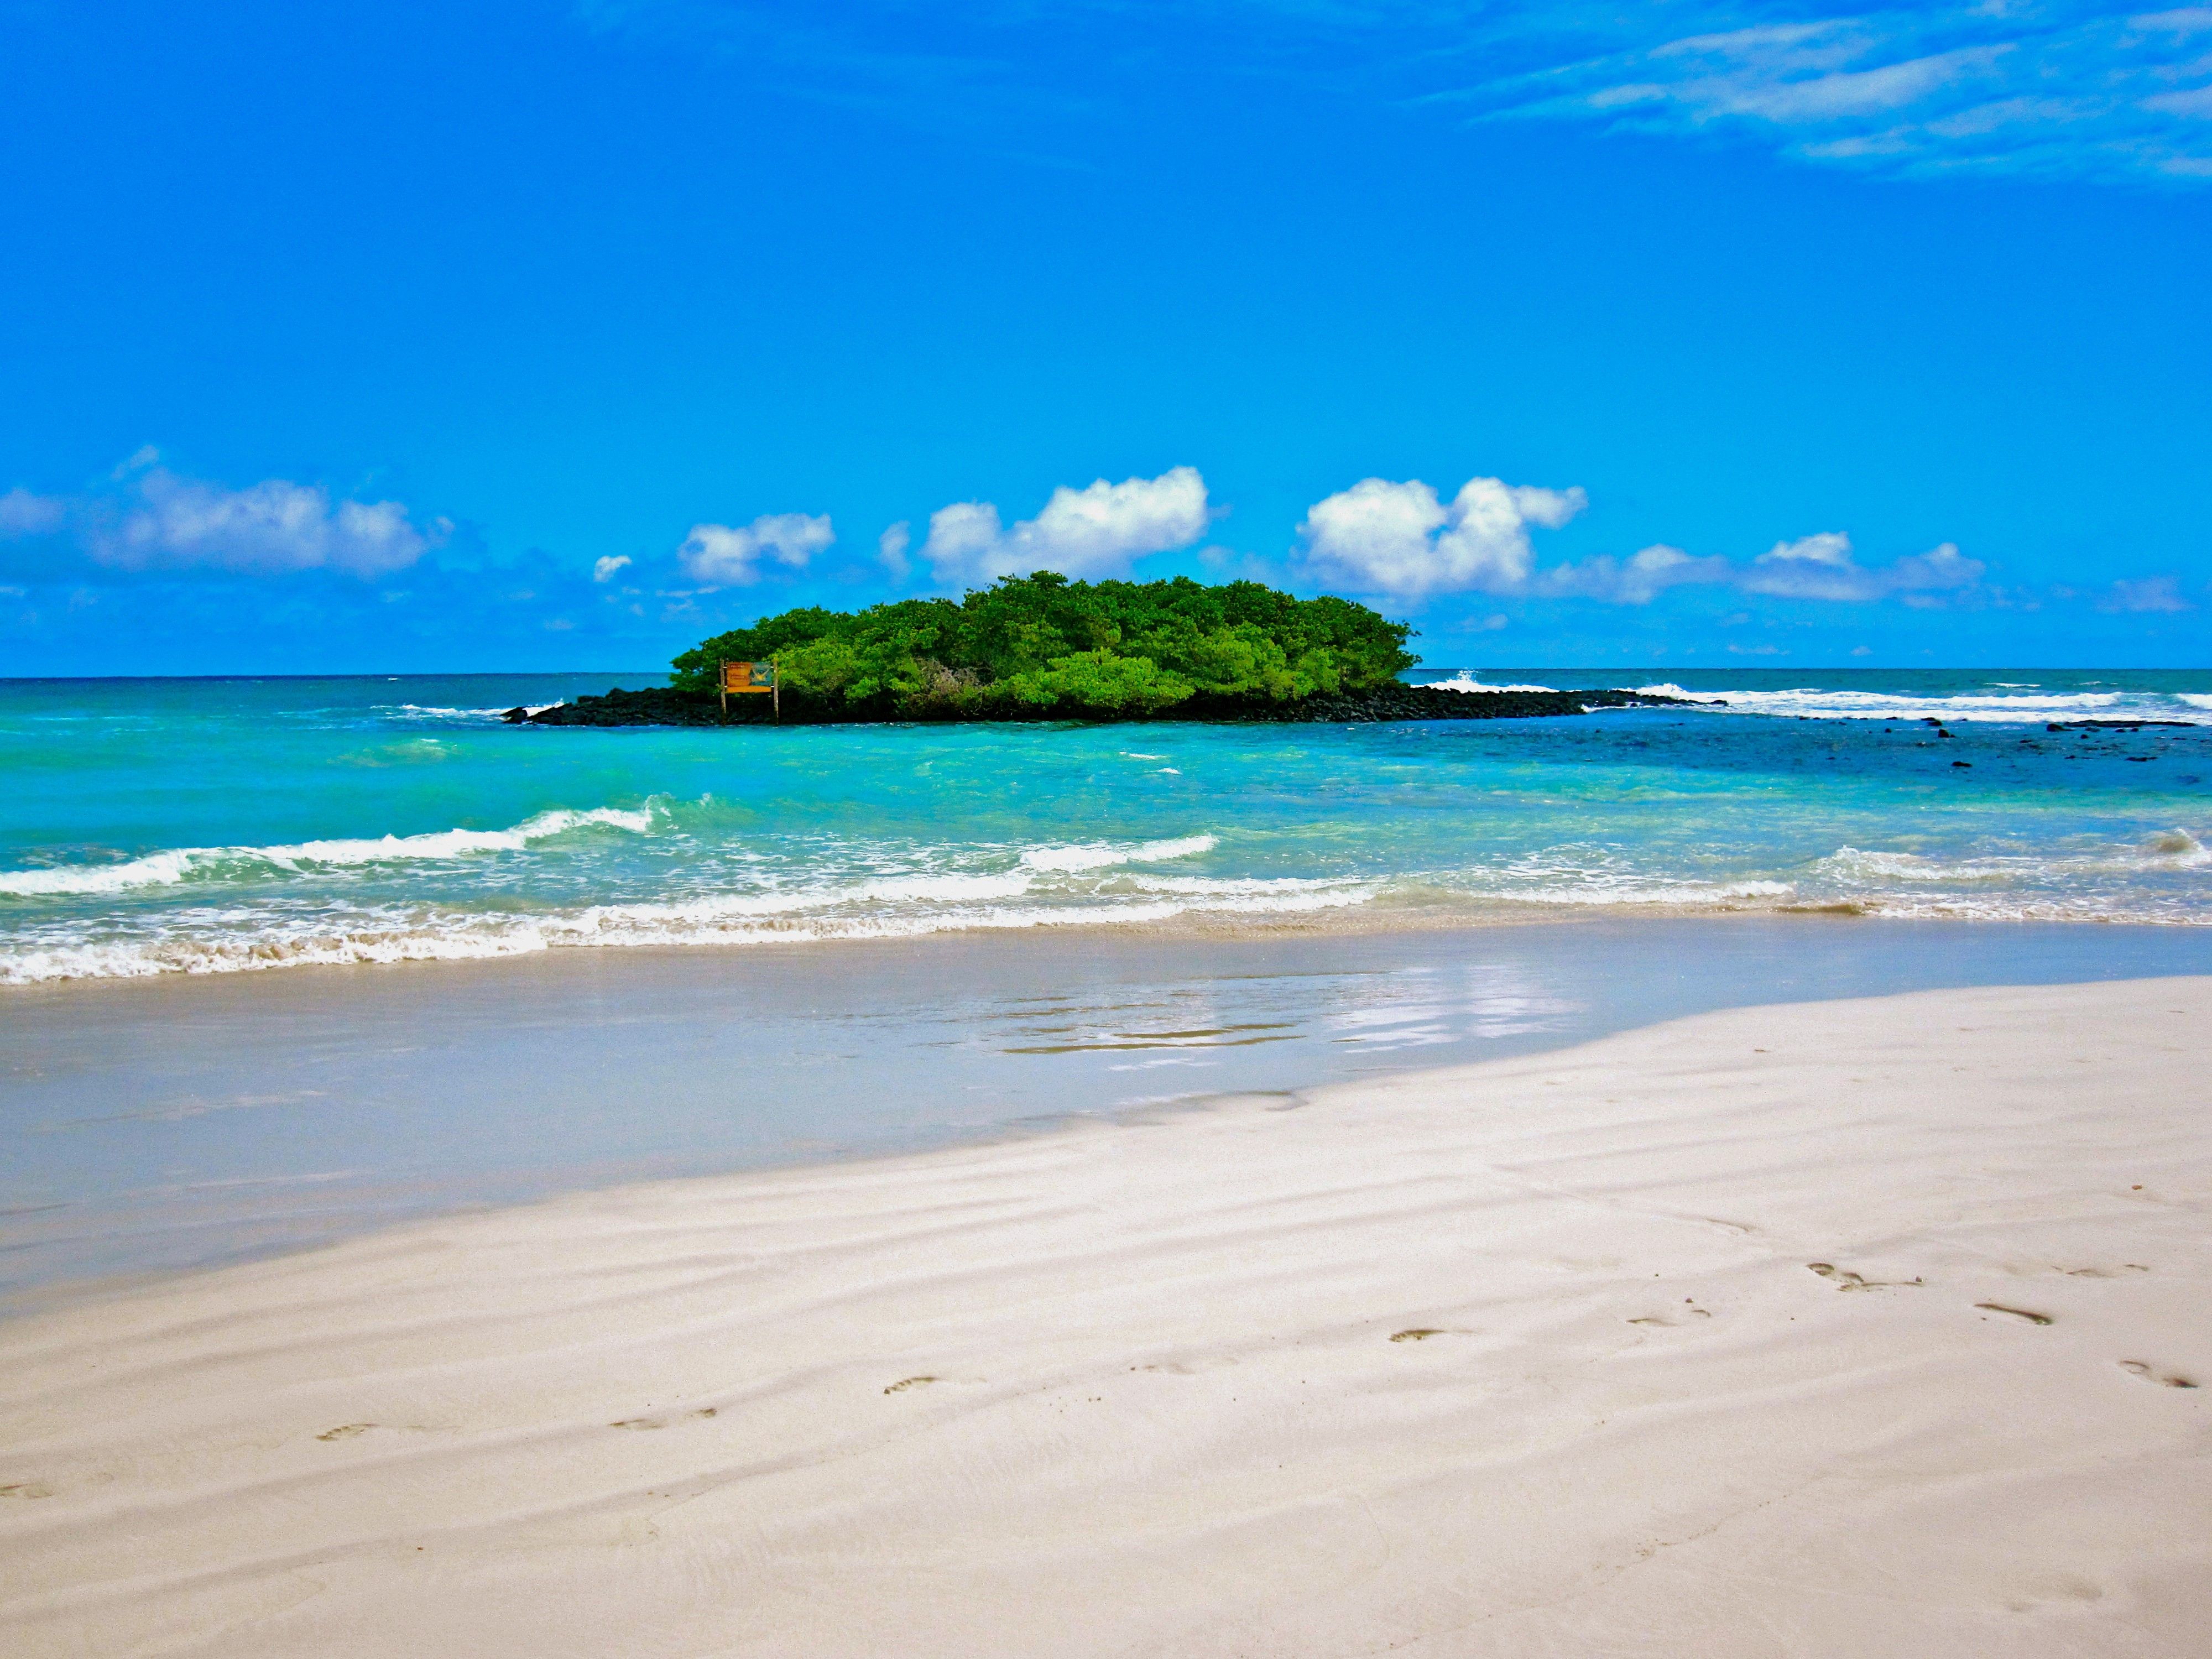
[718,659,780,719]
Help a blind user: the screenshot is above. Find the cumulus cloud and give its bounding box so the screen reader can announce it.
[1296,475,1587,598]
[677,512,834,586]
[0,455,444,578]
[592,555,632,583]
[1736,531,1983,602]
[2100,574,2193,612]
[919,466,1209,584]
[1288,469,2008,611]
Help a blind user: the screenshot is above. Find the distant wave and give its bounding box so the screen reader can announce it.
[1418,673,2212,725]
[0,805,659,898]
[1418,672,1563,694]
[381,702,562,721]
[1629,684,2212,726]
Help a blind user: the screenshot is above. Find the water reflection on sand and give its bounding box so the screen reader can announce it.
[4,915,2208,1306]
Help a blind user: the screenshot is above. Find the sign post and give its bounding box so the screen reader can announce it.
[718,660,780,722]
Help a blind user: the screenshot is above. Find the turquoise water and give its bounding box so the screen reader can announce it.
[3,668,2210,983]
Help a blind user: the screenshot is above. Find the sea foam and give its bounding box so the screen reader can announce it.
[1424,674,2212,724]
[0,805,659,898]
[1629,684,2212,725]
[1020,834,1217,872]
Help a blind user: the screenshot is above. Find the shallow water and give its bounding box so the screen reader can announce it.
[2,668,2209,983]
[5,916,2210,1304]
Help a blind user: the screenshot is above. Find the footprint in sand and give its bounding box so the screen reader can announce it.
[1630,1300,1712,1327]
[1390,1329,1444,1343]
[2120,1360,2198,1389]
[316,1423,375,1442]
[1807,1262,1923,1292]
[883,1376,938,1394]
[1975,1303,2053,1325]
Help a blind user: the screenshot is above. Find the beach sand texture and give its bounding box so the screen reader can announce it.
[2,979,2206,1657]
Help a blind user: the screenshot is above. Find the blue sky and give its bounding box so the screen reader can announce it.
[1,1,2208,674]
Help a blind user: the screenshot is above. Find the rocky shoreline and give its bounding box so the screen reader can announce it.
[505,683,1697,728]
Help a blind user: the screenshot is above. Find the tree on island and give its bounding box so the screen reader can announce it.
[670,572,1420,719]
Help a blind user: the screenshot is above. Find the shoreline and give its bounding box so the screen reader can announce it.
[2,976,2205,1655]
[11,878,2210,993]
[8,916,2212,1311]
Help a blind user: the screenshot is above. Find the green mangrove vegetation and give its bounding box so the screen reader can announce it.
[670,573,1420,718]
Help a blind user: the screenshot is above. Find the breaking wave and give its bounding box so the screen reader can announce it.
[0,874,1369,985]
[1629,684,2212,725]
[1020,834,1218,872]
[1415,673,2212,725]
[1418,672,1564,695]
[380,702,562,721]
[0,805,660,898]
[0,823,1357,982]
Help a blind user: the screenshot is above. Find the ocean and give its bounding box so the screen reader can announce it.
[6,665,2212,1298]
[3,667,2209,984]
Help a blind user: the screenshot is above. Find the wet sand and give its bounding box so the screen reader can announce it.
[2,977,2206,1656]
[8,915,2210,1303]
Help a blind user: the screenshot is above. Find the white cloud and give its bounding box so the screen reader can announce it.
[2100,574,2193,612]
[1292,473,1995,610]
[1435,4,2212,184]
[0,487,66,539]
[592,555,632,583]
[1537,541,1734,604]
[44,457,446,577]
[878,520,912,581]
[677,512,834,586]
[1737,532,1983,602]
[919,466,1210,585]
[1296,474,1587,598]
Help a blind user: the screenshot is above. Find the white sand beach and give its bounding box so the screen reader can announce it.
[3,977,2206,1657]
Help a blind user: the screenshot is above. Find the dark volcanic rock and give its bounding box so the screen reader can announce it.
[515,688,738,727]
[513,683,1697,729]
[1166,685,1689,724]
[2046,718,2192,731]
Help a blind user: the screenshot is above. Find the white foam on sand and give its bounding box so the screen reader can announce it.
[2,978,2205,1656]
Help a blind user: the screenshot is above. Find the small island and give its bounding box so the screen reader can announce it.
[510,572,1685,727]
